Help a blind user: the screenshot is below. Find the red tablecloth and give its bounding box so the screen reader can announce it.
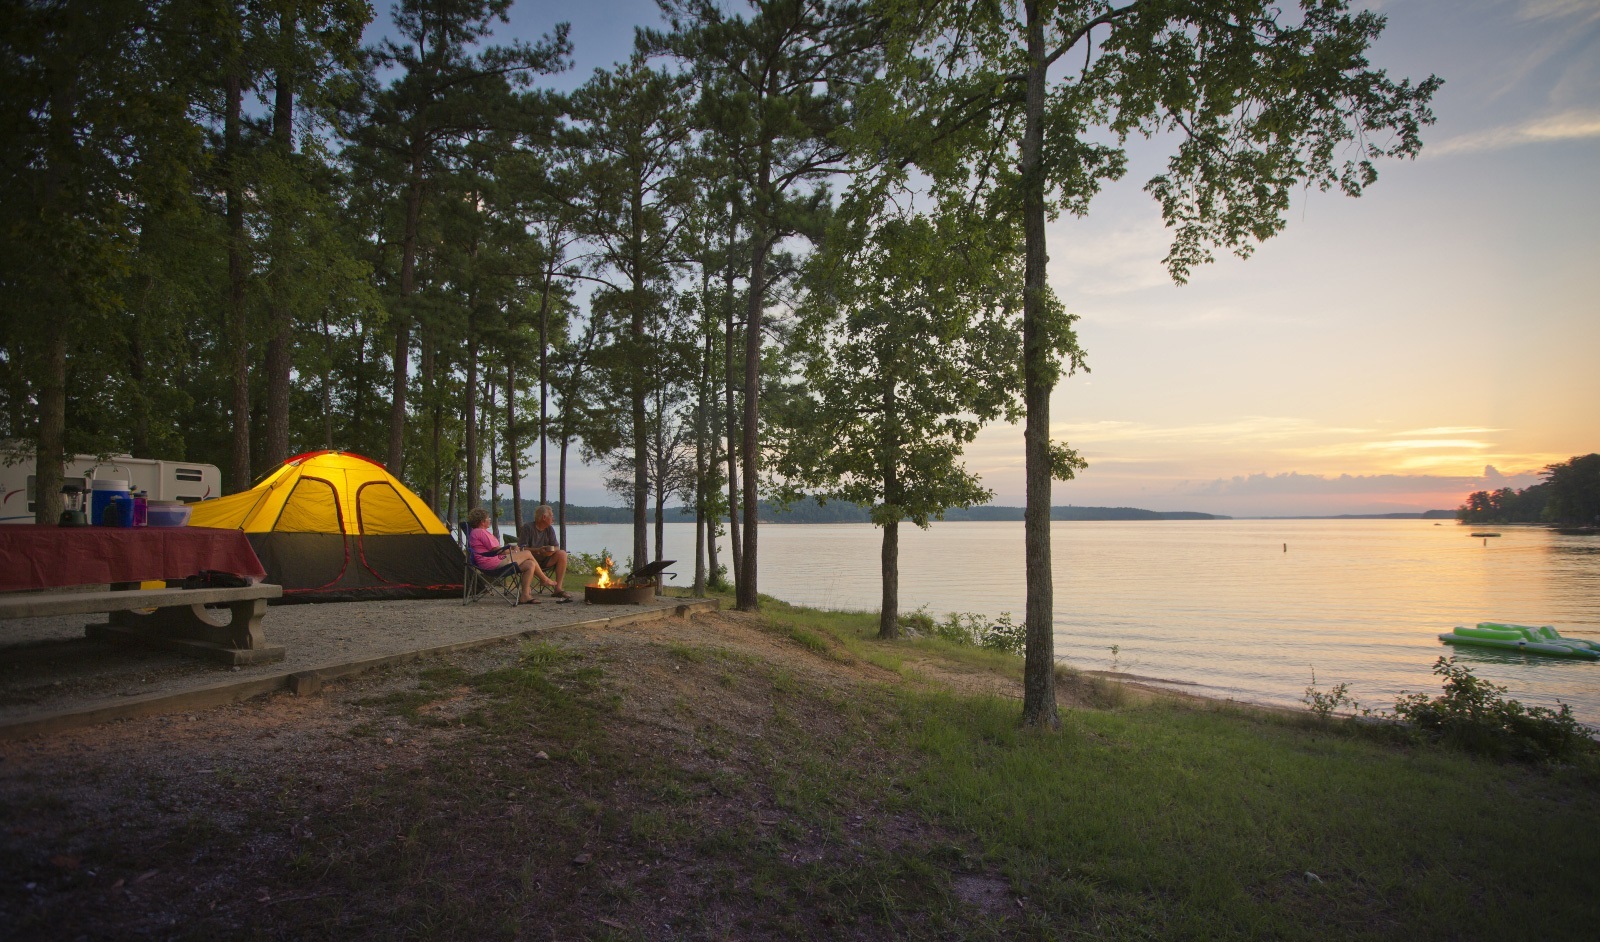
[0,525,265,593]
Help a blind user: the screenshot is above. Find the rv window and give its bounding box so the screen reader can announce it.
[176,468,204,481]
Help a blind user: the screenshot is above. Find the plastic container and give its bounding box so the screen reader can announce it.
[90,479,131,526]
[146,500,192,527]
[106,496,136,528]
[132,491,148,527]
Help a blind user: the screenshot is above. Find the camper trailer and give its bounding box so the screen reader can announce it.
[0,451,222,523]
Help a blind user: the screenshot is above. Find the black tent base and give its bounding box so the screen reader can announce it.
[247,533,463,604]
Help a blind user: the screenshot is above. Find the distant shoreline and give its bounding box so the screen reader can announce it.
[509,501,1462,525]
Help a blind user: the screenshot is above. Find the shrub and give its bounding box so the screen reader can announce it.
[1302,669,1360,719]
[932,611,984,646]
[897,608,935,636]
[1393,657,1593,763]
[923,611,1025,656]
[978,613,1026,656]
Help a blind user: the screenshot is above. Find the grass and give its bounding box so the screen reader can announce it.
[5,600,1598,940]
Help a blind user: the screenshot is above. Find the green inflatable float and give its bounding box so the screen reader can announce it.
[1438,623,1600,660]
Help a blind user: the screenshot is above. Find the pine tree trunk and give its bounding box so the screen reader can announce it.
[262,17,296,469]
[488,379,499,534]
[737,234,769,611]
[319,313,334,449]
[508,360,522,533]
[464,305,479,514]
[558,435,570,548]
[225,69,251,493]
[879,380,900,640]
[420,323,436,507]
[538,254,553,505]
[880,517,899,640]
[33,320,67,524]
[128,327,149,457]
[389,144,425,475]
[722,216,742,588]
[631,271,648,573]
[693,346,709,597]
[1020,4,1059,729]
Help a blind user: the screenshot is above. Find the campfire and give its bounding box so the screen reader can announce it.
[584,556,675,605]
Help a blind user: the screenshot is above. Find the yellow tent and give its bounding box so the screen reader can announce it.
[191,451,462,600]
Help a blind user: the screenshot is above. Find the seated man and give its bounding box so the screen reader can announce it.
[466,507,540,605]
[517,503,570,600]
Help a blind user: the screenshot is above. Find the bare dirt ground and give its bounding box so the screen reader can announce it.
[0,608,1051,941]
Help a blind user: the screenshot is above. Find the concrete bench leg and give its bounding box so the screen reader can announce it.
[91,599,283,666]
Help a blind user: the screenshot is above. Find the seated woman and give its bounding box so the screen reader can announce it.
[516,503,571,600]
[466,507,540,605]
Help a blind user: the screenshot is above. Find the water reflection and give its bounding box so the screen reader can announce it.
[566,520,1600,724]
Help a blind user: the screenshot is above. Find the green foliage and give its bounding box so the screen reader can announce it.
[1302,669,1360,719]
[1456,454,1600,525]
[917,610,1026,656]
[776,209,1024,525]
[1541,453,1600,527]
[571,547,615,581]
[897,608,935,636]
[1457,482,1550,524]
[1393,657,1593,763]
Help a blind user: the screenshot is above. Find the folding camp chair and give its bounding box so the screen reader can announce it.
[459,522,522,606]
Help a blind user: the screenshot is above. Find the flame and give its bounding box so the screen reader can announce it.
[595,555,614,588]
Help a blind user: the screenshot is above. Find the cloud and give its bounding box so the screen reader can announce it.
[1050,416,1365,446]
[1430,110,1600,155]
[1182,468,1545,498]
[1516,0,1600,24]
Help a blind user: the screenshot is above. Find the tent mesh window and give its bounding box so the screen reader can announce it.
[273,477,344,533]
[356,481,427,535]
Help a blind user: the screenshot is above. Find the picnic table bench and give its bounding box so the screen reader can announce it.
[0,584,285,666]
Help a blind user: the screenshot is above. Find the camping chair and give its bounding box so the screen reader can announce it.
[458,522,522,606]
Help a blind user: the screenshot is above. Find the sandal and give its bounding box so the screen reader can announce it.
[518,596,542,605]
[550,589,571,600]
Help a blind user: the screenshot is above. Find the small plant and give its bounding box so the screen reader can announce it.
[978,613,1025,656]
[1393,657,1592,763]
[1108,644,1120,673]
[1303,668,1360,719]
[572,548,615,580]
[898,606,935,637]
[933,611,984,645]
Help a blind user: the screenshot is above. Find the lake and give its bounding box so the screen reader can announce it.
[556,519,1600,725]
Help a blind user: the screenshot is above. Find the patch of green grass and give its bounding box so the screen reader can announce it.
[664,641,708,663]
[893,687,1600,939]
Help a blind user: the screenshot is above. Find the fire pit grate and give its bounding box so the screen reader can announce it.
[585,559,676,605]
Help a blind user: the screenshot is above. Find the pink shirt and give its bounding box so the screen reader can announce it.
[468,527,506,570]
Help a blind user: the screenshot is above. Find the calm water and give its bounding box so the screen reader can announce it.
[561,519,1600,724]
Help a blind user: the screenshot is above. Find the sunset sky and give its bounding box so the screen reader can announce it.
[403,0,1600,517]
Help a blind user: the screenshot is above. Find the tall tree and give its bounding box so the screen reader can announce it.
[360,0,569,475]
[258,0,369,469]
[0,0,201,520]
[658,0,884,611]
[876,0,1441,726]
[778,209,1025,638]
[571,52,693,571]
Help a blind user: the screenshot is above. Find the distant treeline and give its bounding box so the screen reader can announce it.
[1457,454,1600,526]
[496,497,1227,525]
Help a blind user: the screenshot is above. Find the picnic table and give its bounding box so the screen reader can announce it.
[0,525,283,665]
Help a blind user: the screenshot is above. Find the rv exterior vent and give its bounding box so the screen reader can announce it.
[176,468,204,481]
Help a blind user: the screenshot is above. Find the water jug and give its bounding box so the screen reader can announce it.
[90,478,131,526]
